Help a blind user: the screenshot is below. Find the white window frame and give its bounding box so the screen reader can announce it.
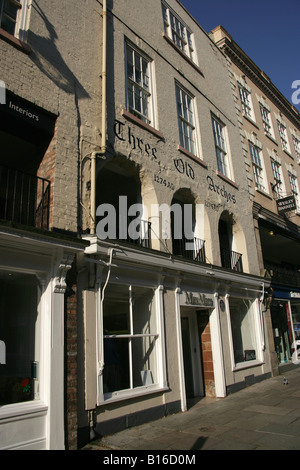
[249,142,266,192]
[270,157,285,199]
[176,82,198,156]
[288,171,300,213]
[259,103,275,139]
[277,119,291,154]
[125,42,155,127]
[238,85,254,120]
[96,283,167,405]
[225,295,264,371]
[292,134,300,164]
[162,1,196,63]
[212,116,232,180]
[0,0,30,41]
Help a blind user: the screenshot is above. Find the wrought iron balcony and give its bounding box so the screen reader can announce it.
[0,165,50,231]
[125,218,152,249]
[173,237,206,263]
[221,248,243,272]
[264,261,300,288]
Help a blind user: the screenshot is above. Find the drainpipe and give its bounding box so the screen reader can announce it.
[101,0,107,157]
[90,0,107,235]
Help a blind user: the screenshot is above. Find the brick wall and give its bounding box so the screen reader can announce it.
[65,264,78,450]
[198,314,215,398]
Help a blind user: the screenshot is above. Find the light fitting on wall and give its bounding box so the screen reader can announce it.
[269,230,276,236]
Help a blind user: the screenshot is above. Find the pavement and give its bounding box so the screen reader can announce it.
[82,367,300,451]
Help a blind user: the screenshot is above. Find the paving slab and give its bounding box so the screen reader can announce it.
[82,367,300,451]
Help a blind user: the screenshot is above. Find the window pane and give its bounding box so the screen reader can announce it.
[0,272,38,406]
[103,285,130,335]
[229,298,258,364]
[132,286,156,335]
[132,336,157,388]
[103,337,130,393]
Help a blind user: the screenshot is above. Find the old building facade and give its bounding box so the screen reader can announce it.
[211,26,300,376]
[2,0,296,451]
[77,0,274,447]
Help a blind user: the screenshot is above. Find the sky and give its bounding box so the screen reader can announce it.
[180,0,300,112]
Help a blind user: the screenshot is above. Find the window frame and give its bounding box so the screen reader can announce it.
[238,85,254,120]
[277,120,290,153]
[249,142,266,192]
[270,157,285,199]
[175,82,198,157]
[125,41,155,127]
[292,134,300,164]
[96,283,167,405]
[0,0,30,42]
[225,295,264,371]
[288,172,300,213]
[212,116,232,180]
[259,103,274,139]
[0,269,42,408]
[162,1,196,63]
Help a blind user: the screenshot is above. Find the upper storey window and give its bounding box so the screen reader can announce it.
[212,116,232,180]
[176,83,197,156]
[0,0,29,41]
[292,134,300,164]
[162,2,195,62]
[277,119,291,154]
[0,0,21,35]
[238,86,253,119]
[126,42,154,126]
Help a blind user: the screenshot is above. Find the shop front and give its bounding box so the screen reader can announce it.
[271,287,300,366]
[79,239,272,444]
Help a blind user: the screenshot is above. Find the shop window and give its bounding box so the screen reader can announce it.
[101,284,163,401]
[0,271,39,406]
[228,297,261,366]
[271,300,293,364]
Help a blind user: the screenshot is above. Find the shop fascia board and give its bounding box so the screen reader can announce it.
[0,225,88,255]
[83,236,266,291]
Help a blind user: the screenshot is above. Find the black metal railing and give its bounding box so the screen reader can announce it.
[0,165,51,230]
[173,236,206,263]
[264,261,300,288]
[221,248,243,272]
[126,218,152,249]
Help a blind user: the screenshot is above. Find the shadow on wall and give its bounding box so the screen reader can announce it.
[26,1,90,100]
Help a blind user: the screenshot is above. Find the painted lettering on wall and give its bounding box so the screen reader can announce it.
[207,175,236,204]
[114,119,159,163]
[154,174,175,190]
[174,158,195,179]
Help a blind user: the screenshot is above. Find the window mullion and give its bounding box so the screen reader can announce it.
[129,286,134,389]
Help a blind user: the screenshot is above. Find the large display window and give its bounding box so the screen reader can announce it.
[98,283,166,403]
[0,271,40,406]
[226,296,263,369]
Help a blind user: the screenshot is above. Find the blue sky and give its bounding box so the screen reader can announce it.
[180,0,300,112]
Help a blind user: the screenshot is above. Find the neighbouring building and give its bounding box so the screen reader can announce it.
[0,0,100,449]
[211,26,300,376]
[77,0,274,448]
